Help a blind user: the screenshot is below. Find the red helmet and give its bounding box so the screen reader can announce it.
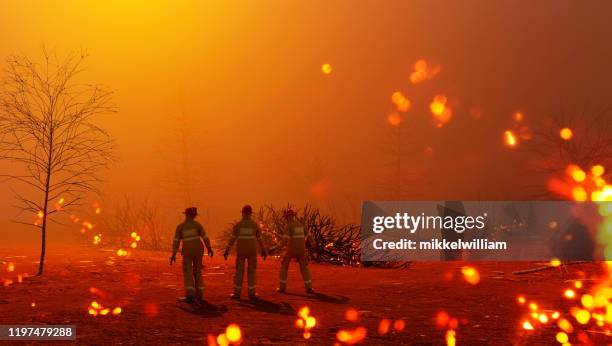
[241,205,253,215]
[283,208,296,218]
[183,207,198,216]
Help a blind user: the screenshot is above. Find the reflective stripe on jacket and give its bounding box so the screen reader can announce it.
[173,220,207,257]
[233,217,259,257]
[287,221,308,256]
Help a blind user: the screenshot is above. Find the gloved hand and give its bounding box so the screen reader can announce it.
[208,249,214,258]
[223,249,229,261]
[169,255,176,266]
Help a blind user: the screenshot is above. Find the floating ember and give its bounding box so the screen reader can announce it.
[514,111,524,122]
[410,59,441,84]
[503,130,518,148]
[430,94,452,126]
[387,113,402,126]
[559,127,573,140]
[321,63,332,75]
[391,91,411,112]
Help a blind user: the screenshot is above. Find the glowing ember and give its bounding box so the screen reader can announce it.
[378,319,391,335]
[88,301,122,318]
[31,302,35,307]
[445,329,456,346]
[391,91,411,112]
[393,319,405,332]
[225,324,242,343]
[116,249,128,257]
[517,296,526,304]
[514,111,524,122]
[522,320,534,330]
[336,326,367,345]
[295,306,317,339]
[461,266,480,285]
[387,113,402,126]
[559,127,573,140]
[558,318,574,333]
[504,130,518,148]
[216,333,229,346]
[7,262,15,272]
[566,164,586,183]
[435,310,450,329]
[429,94,452,126]
[591,165,605,177]
[410,58,440,84]
[321,63,332,75]
[574,309,590,324]
[345,308,359,322]
[564,289,576,299]
[556,331,569,343]
[550,258,561,267]
[93,234,102,245]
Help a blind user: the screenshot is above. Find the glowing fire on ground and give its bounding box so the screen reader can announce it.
[208,323,243,346]
[295,306,317,340]
[461,266,480,285]
[87,301,122,317]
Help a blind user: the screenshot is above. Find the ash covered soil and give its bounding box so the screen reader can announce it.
[0,245,607,345]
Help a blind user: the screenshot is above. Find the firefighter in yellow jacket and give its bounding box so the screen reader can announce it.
[277,208,314,294]
[224,205,268,300]
[170,207,213,302]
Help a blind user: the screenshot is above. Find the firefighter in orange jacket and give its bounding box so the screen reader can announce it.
[170,207,213,302]
[277,208,314,294]
[224,205,268,300]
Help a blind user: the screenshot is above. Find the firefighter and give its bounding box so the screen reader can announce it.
[276,208,314,294]
[224,205,268,300]
[170,207,213,302]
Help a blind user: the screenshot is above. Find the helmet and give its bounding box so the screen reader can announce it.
[183,207,198,216]
[283,208,296,218]
[241,205,253,215]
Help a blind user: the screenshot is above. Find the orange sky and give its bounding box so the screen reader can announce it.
[1,1,612,243]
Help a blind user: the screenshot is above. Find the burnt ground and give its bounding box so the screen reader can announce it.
[0,244,609,345]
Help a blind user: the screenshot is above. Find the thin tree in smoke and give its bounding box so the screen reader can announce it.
[526,105,612,199]
[0,49,115,275]
[157,93,205,207]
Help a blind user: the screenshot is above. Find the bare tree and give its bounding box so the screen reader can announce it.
[0,49,115,275]
[525,104,612,199]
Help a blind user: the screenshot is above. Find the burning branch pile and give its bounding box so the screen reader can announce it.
[216,204,362,266]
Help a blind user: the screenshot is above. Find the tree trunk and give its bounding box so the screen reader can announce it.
[37,127,53,276]
[37,166,52,276]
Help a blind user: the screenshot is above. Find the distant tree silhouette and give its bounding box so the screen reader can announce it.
[0,49,115,275]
